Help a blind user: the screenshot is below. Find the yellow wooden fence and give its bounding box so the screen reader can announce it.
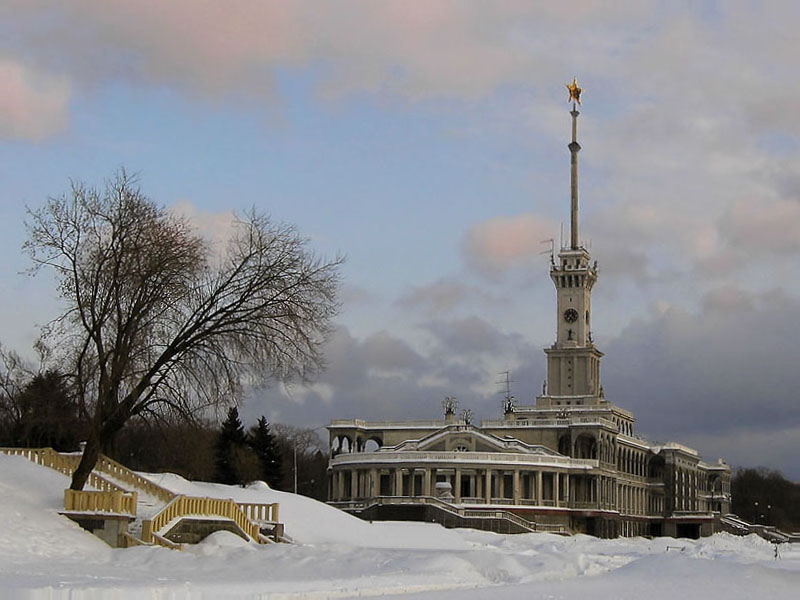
[238,501,280,524]
[1,447,130,495]
[64,488,138,515]
[2,447,282,547]
[94,454,176,504]
[142,495,252,542]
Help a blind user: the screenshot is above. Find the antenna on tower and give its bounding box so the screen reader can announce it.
[497,371,516,414]
[559,222,564,250]
[540,238,554,264]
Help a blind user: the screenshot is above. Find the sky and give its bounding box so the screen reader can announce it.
[2,1,800,478]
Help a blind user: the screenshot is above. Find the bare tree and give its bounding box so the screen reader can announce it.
[25,171,341,489]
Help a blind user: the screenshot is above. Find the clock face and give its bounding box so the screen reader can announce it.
[564,308,579,323]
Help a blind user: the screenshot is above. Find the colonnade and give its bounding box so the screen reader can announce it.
[673,467,699,512]
[617,482,649,515]
[330,465,632,510]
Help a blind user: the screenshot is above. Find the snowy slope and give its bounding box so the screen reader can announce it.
[2,453,799,599]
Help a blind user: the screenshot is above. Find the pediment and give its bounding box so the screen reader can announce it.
[386,426,559,456]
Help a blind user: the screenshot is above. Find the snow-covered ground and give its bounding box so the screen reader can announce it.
[2,453,799,599]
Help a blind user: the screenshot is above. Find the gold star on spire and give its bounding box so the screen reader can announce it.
[566,77,583,105]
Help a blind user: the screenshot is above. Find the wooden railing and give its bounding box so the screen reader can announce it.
[152,532,184,550]
[237,502,280,524]
[64,489,138,515]
[1,447,127,495]
[141,495,267,544]
[3,447,283,547]
[120,531,147,548]
[94,455,175,504]
[1,447,80,475]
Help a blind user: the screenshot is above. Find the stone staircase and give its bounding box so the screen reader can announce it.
[1,447,285,549]
[335,495,568,535]
[720,513,800,543]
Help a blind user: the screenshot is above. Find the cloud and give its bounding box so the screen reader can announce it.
[362,331,425,373]
[243,319,545,428]
[1,1,657,103]
[680,426,800,475]
[339,284,373,306]
[0,58,70,140]
[602,289,800,457]
[169,201,238,259]
[718,197,800,256]
[462,213,558,278]
[425,316,526,357]
[397,278,502,316]
[397,279,470,314]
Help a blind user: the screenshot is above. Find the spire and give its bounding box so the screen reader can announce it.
[566,77,583,249]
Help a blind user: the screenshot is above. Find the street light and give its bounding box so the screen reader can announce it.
[294,425,328,495]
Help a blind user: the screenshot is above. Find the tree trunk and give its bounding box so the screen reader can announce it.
[70,434,100,490]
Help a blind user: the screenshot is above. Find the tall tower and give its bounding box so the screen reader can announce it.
[543,80,604,402]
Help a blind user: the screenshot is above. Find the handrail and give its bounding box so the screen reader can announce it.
[331,450,597,469]
[93,454,176,504]
[3,447,283,547]
[1,447,80,476]
[63,489,138,515]
[120,531,148,548]
[141,495,266,544]
[335,495,567,534]
[237,501,280,524]
[368,495,540,533]
[1,447,128,494]
[152,532,184,550]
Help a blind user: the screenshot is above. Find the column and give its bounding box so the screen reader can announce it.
[350,469,358,499]
[394,469,403,496]
[423,468,432,498]
[455,469,462,504]
[554,472,560,507]
[485,469,492,503]
[337,470,345,501]
[537,471,543,505]
[513,470,521,505]
[369,468,378,498]
[564,473,570,506]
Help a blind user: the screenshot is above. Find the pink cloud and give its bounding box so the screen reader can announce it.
[720,197,800,255]
[170,200,237,254]
[4,1,655,100]
[462,213,557,278]
[0,59,70,141]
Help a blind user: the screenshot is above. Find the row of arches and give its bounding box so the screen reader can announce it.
[330,434,382,456]
[612,417,634,436]
[617,446,648,477]
[557,433,648,478]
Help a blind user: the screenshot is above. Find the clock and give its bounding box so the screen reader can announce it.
[564,308,579,323]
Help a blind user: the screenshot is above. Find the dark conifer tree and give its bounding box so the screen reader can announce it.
[248,416,283,489]
[214,407,246,485]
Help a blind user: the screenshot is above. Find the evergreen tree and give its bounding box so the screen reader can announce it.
[248,416,283,489]
[214,407,247,485]
[14,371,84,451]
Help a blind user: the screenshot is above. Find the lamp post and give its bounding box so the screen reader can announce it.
[294,425,328,495]
[754,501,759,524]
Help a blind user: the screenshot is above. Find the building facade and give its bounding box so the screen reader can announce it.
[327,94,731,538]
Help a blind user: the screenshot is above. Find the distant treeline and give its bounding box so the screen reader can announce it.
[731,467,800,533]
[0,368,328,501]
